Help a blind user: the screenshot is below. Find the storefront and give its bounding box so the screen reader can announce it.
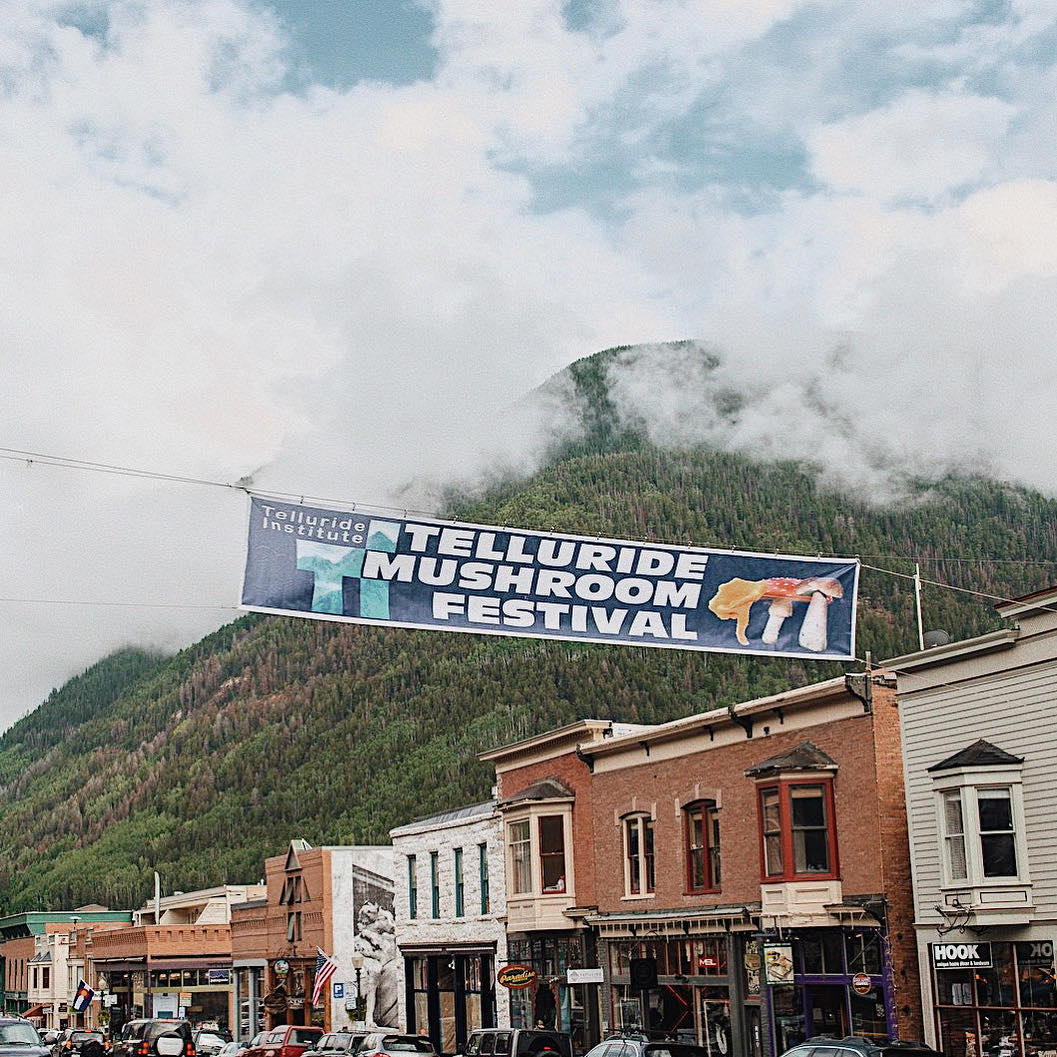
[263,957,320,1028]
[761,927,892,1056]
[403,946,497,1054]
[928,939,1057,1057]
[506,933,599,1053]
[233,962,266,1041]
[149,964,233,1027]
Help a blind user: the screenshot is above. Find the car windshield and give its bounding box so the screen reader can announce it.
[289,1034,322,1047]
[0,1024,41,1046]
[72,1035,103,1044]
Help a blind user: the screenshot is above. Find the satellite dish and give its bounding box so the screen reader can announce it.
[923,630,951,649]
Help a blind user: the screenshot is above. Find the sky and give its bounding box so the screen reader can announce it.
[3,0,1057,730]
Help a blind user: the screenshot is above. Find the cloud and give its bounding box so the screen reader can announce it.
[3,0,1057,728]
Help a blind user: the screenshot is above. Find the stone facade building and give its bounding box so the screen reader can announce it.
[391,801,508,1054]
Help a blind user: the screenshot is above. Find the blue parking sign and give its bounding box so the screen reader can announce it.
[333,982,344,999]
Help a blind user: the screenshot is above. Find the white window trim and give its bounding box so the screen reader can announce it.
[503,802,575,901]
[932,763,1031,891]
[621,812,656,901]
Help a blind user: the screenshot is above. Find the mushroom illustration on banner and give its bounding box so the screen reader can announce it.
[708,576,843,651]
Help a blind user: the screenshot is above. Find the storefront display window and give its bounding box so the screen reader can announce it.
[849,987,887,1040]
[934,940,1057,1057]
[771,985,806,1054]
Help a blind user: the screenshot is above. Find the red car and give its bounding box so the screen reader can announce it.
[243,1028,323,1057]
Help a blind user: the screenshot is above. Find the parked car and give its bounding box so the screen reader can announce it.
[193,1032,232,1057]
[303,1036,368,1057]
[239,1031,283,1057]
[582,1037,709,1057]
[237,1034,271,1057]
[111,1019,194,1057]
[780,1038,945,1057]
[216,1043,241,1057]
[0,1019,50,1057]
[463,1030,574,1057]
[354,1035,437,1057]
[247,1026,323,1057]
[57,1031,108,1057]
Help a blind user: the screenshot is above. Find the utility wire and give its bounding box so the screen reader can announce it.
[3,443,1056,614]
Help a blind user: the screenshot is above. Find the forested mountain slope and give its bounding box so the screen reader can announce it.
[2,344,1055,912]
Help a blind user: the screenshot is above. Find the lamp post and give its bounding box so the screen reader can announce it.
[350,953,364,1026]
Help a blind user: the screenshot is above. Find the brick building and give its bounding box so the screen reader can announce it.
[480,675,923,1057]
[243,840,395,1034]
[480,720,653,1053]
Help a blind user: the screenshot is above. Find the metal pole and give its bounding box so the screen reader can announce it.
[914,563,925,651]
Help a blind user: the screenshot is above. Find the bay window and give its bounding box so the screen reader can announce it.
[756,780,838,881]
[539,815,567,892]
[938,784,1025,885]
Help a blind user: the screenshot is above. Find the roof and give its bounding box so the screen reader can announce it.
[390,800,497,836]
[928,739,1024,773]
[500,777,574,805]
[745,740,839,777]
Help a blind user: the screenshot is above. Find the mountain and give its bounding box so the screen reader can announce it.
[2,343,1056,912]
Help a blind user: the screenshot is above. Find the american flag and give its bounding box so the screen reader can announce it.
[311,947,339,1008]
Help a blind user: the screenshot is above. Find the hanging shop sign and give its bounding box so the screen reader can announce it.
[567,968,604,984]
[932,942,993,970]
[497,965,538,989]
[242,498,859,661]
[763,944,796,985]
[852,973,873,995]
[273,959,290,977]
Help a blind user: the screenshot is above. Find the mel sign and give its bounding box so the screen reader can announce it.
[241,497,859,661]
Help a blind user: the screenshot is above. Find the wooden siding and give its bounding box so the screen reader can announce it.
[900,658,1057,920]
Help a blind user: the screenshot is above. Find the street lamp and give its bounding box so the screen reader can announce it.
[350,953,364,1025]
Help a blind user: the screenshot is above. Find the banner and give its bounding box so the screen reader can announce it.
[241,497,859,660]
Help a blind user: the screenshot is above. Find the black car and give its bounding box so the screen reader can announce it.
[112,1020,194,1057]
[780,1037,945,1057]
[58,1031,107,1057]
[303,1036,367,1057]
[0,1020,50,1057]
[583,1037,710,1057]
[463,1030,574,1057]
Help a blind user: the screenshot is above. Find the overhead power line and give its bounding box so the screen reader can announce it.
[3,443,1055,615]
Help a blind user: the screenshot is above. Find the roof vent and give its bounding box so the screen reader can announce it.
[923,630,951,649]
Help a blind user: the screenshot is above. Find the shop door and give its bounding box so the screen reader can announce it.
[744,1007,761,1057]
[807,986,847,1038]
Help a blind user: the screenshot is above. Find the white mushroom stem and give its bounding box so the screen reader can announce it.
[762,598,794,645]
[798,591,830,651]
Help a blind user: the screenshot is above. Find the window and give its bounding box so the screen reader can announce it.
[685,802,721,892]
[430,851,440,918]
[539,815,567,892]
[479,843,490,914]
[508,820,531,895]
[286,910,302,942]
[942,791,967,881]
[937,783,1025,885]
[407,855,418,919]
[42,967,50,989]
[761,788,784,877]
[756,781,838,881]
[624,815,655,896]
[454,847,465,917]
[791,785,830,873]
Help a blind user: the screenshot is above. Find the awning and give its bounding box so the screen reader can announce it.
[585,906,754,937]
[148,958,232,971]
[93,960,146,973]
[23,1004,47,1019]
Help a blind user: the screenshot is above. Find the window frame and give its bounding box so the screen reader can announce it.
[755,777,840,883]
[478,842,490,915]
[454,847,465,918]
[933,769,1030,889]
[538,814,568,893]
[503,803,575,900]
[407,854,418,920]
[684,800,721,894]
[507,819,532,896]
[623,813,656,897]
[430,850,440,918]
